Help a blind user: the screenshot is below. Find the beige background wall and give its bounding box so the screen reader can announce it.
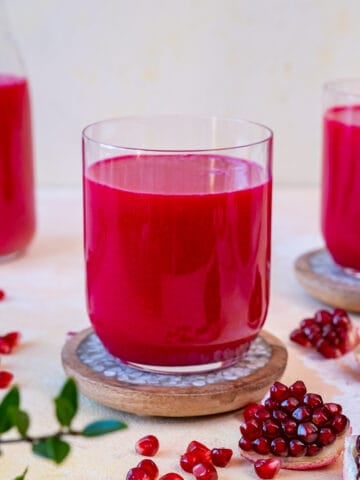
[6,0,360,187]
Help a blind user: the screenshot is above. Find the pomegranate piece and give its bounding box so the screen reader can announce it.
[239,380,350,471]
[290,308,359,358]
[126,467,151,480]
[192,462,218,480]
[210,447,233,467]
[254,458,281,479]
[137,459,159,480]
[0,371,13,389]
[135,435,160,457]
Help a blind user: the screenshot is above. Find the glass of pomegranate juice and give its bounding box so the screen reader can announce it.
[82,115,273,373]
[322,79,360,275]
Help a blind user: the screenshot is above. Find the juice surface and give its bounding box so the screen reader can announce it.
[322,105,360,270]
[0,74,35,256]
[84,154,272,366]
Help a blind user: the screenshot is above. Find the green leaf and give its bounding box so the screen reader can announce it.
[82,419,127,437]
[32,436,70,464]
[13,467,28,480]
[54,378,78,427]
[0,386,20,433]
[11,408,30,437]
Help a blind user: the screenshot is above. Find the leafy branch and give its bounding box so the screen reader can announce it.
[0,378,127,478]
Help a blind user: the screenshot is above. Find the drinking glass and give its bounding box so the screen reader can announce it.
[322,79,360,275]
[82,115,273,373]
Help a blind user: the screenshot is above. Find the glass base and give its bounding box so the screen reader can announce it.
[0,250,24,263]
[125,356,244,375]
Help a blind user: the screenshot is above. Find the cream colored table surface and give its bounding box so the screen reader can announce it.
[0,187,359,480]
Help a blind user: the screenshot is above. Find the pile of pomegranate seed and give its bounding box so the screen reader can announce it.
[289,308,359,358]
[127,436,233,480]
[0,331,20,389]
[239,380,350,476]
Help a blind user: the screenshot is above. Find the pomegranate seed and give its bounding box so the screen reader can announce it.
[297,422,318,444]
[323,402,342,415]
[270,437,288,456]
[330,413,348,434]
[300,318,316,329]
[272,409,288,422]
[240,419,262,440]
[304,324,321,344]
[306,443,321,456]
[0,289,5,300]
[180,452,201,473]
[238,437,252,451]
[270,382,289,401]
[303,393,323,408]
[2,331,20,351]
[317,427,336,446]
[252,437,270,454]
[292,406,311,422]
[210,448,232,467]
[0,371,13,389]
[264,398,279,410]
[280,396,299,413]
[192,462,218,480]
[159,474,184,480]
[126,467,151,480]
[315,309,333,325]
[0,339,11,354]
[187,440,210,455]
[289,329,311,347]
[255,408,272,421]
[262,419,281,439]
[312,406,330,426]
[243,403,263,421]
[135,435,160,457]
[289,380,307,400]
[137,459,159,480]
[281,418,297,438]
[288,439,307,457]
[332,311,351,330]
[316,338,341,358]
[254,458,281,479]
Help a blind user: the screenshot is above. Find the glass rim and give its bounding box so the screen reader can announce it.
[82,114,273,153]
[323,78,360,99]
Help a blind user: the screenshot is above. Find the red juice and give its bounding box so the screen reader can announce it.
[322,105,360,270]
[0,74,35,257]
[84,154,272,367]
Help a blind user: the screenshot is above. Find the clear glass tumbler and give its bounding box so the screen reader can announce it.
[322,79,360,274]
[82,115,273,373]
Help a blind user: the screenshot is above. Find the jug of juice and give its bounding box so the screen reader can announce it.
[0,1,35,260]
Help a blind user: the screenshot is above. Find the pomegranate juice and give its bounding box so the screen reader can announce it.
[84,154,272,367]
[322,105,360,270]
[0,74,35,257]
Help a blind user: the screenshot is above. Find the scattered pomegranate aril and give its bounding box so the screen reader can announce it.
[0,371,13,389]
[135,435,160,457]
[0,331,20,354]
[210,447,232,467]
[180,451,201,473]
[290,308,359,358]
[137,459,159,480]
[126,467,151,480]
[239,380,350,471]
[254,458,281,479]
[159,474,184,480]
[192,462,218,480]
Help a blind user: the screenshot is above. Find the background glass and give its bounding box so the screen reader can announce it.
[82,115,273,373]
[322,79,360,274]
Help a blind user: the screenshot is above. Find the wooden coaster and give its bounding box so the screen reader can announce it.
[61,329,287,417]
[295,248,360,312]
